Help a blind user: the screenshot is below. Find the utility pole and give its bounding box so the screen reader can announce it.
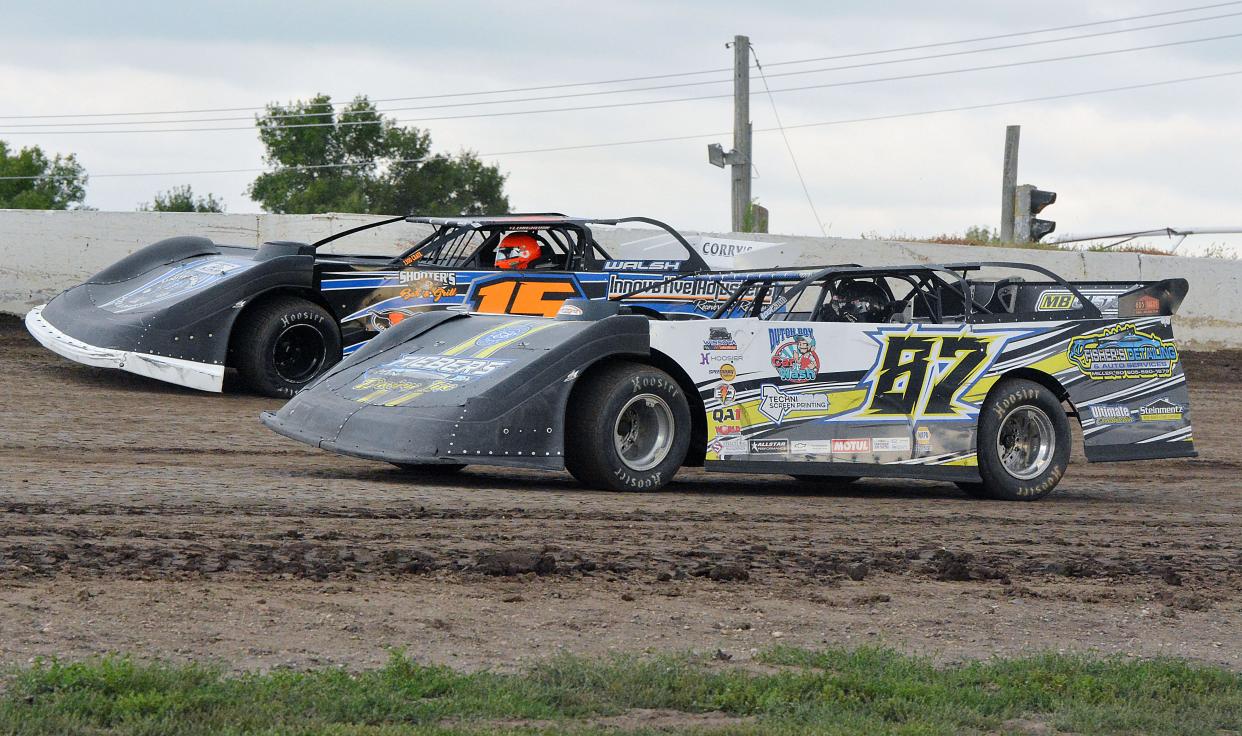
[1000,125,1020,242]
[707,34,752,232]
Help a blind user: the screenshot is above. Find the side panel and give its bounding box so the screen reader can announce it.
[651,315,1195,476]
[316,266,748,357]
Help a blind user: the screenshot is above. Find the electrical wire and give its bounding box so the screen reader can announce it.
[750,46,827,236]
[4,30,1239,135]
[1,0,1238,121]
[6,9,1242,129]
[3,69,1237,181]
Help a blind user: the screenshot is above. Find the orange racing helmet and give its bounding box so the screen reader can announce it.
[495,232,542,270]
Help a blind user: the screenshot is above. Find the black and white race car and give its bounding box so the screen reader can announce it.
[262,262,1195,501]
[24,214,756,397]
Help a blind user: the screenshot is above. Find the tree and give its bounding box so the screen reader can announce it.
[0,140,88,209]
[247,95,509,215]
[140,185,225,213]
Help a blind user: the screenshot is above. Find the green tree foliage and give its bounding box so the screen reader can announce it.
[247,95,509,215]
[0,140,87,210]
[139,185,225,213]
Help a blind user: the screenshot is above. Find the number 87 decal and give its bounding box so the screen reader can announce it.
[471,276,583,318]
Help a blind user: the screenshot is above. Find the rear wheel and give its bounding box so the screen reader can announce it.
[974,378,1071,501]
[565,361,691,491]
[233,295,340,398]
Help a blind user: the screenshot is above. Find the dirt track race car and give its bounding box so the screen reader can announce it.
[23,214,757,397]
[262,261,1196,500]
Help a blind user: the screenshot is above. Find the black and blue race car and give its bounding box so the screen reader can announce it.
[25,214,753,397]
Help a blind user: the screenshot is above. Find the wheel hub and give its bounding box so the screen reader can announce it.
[273,323,327,384]
[613,393,674,472]
[995,405,1055,480]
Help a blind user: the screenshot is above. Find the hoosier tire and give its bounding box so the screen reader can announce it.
[232,295,341,398]
[974,378,1072,501]
[565,361,691,491]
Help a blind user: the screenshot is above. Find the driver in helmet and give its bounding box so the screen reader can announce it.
[495,232,542,270]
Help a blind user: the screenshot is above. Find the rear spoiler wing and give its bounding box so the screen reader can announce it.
[1117,278,1188,317]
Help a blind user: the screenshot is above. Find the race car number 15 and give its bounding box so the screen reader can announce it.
[472,278,580,318]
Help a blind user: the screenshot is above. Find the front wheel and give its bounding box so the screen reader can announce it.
[232,295,341,398]
[565,362,691,491]
[974,379,1071,501]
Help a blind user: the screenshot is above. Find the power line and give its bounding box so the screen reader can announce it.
[6,9,1242,129]
[4,31,1239,136]
[751,47,826,237]
[2,69,1237,181]
[2,0,1238,122]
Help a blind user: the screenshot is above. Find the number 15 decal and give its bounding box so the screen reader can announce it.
[471,276,583,317]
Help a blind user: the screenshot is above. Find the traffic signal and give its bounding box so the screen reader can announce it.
[1028,188,1056,241]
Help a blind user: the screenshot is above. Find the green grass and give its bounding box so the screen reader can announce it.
[1,648,1239,735]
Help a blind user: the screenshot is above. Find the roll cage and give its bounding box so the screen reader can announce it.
[309,213,710,272]
[695,262,1104,324]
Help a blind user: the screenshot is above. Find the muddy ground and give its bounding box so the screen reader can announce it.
[1,315,1239,672]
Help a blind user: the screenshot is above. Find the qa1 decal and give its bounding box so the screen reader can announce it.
[854,326,1015,421]
[1067,323,1180,380]
[768,327,820,383]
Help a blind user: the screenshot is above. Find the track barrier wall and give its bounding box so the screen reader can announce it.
[3,209,1238,348]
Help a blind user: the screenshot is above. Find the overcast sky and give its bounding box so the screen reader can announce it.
[2,0,1240,254]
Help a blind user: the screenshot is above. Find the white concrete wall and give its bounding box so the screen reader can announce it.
[3,209,1239,348]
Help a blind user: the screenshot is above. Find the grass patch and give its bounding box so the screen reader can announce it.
[1,648,1238,734]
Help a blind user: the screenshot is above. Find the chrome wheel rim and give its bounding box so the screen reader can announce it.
[273,324,327,384]
[996,405,1055,480]
[613,393,674,472]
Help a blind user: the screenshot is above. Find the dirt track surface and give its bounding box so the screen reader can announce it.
[1,315,1240,672]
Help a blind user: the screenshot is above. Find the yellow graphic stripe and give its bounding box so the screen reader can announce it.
[474,321,565,358]
[939,453,979,467]
[442,321,532,356]
[383,391,426,407]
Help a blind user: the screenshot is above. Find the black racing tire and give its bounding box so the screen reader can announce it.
[233,295,341,398]
[565,361,691,491]
[974,378,1071,501]
[391,463,467,475]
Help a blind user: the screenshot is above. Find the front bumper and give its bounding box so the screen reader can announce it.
[25,305,225,392]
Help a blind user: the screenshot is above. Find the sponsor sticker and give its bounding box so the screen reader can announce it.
[1138,398,1185,422]
[556,303,584,316]
[718,363,737,382]
[715,383,736,406]
[712,406,741,423]
[749,438,790,455]
[475,322,535,347]
[703,326,739,351]
[790,439,833,455]
[769,327,820,383]
[831,438,872,454]
[1134,294,1161,316]
[717,437,749,456]
[362,353,511,383]
[1067,323,1180,380]
[715,424,742,436]
[871,437,912,452]
[602,260,683,271]
[757,384,830,424]
[100,257,255,313]
[1088,404,1133,425]
[915,426,932,446]
[399,270,457,286]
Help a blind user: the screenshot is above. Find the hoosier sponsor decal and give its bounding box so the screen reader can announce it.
[1068,323,1180,380]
